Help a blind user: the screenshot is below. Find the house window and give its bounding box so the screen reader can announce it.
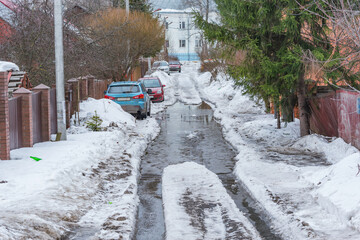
[195,39,202,48]
[166,40,169,48]
[179,21,186,29]
[179,40,186,48]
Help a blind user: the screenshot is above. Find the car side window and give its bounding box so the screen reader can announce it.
[140,83,146,93]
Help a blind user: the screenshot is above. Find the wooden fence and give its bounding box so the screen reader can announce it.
[309,89,360,149]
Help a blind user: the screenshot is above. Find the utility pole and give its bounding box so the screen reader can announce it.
[187,12,190,61]
[54,0,66,140]
[125,0,129,16]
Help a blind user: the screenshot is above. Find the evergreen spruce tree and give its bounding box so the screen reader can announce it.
[195,0,336,136]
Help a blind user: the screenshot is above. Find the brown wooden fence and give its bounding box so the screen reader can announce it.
[50,89,57,134]
[310,89,360,149]
[9,97,22,150]
[32,91,42,144]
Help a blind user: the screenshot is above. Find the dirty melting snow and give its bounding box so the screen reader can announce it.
[163,162,261,240]
[1,62,360,239]
[193,64,360,239]
[0,98,159,239]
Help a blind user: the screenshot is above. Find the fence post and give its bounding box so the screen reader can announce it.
[33,84,51,142]
[79,77,88,100]
[0,72,10,160]
[87,76,95,98]
[13,88,33,147]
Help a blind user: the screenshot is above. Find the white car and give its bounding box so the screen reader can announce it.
[152,61,170,75]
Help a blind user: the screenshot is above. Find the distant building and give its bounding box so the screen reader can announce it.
[155,9,203,61]
[0,0,15,43]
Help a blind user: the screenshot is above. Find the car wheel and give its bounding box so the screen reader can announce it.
[179,69,181,73]
[147,104,151,116]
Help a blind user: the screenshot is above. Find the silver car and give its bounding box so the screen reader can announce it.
[152,61,170,75]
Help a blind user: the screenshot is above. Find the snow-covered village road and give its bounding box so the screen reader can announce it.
[1,62,360,240]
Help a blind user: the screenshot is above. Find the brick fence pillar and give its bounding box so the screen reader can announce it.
[33,84,51,142]
[13,88,33,147]
[0,72,10,160]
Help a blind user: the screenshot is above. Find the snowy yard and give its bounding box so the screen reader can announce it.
[0,62,359,239]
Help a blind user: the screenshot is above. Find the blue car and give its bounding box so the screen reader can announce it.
[104,81,151,119]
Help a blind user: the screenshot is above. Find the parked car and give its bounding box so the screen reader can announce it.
[152,61,170,75]
[138,77,165,102]
[169,61,181,72]
[104,81,151,119]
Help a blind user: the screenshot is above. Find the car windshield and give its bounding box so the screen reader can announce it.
[142,79,161,88]
[160,62,168,66]
[169,61,179,65]
[153,62,160,68]
[108,85,139,93]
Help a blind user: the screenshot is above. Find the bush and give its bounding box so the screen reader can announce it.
[86,111,103,131]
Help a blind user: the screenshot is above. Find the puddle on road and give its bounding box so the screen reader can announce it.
[135,102,282,240]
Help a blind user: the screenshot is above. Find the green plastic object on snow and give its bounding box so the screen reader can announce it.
[30,156,42,161]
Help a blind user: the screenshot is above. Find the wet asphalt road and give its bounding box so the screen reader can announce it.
[135,102,282,240]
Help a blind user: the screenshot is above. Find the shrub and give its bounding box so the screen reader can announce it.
[86,111,103,131]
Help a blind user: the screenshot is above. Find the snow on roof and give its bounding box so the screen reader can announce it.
[0,61,19,72]
[157,8,194,14]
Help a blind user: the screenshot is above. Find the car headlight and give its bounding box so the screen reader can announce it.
[157,90,162,94]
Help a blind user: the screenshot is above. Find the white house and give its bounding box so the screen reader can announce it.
[155,9,203,61]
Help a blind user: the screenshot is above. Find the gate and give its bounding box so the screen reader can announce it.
[32,91,42,144]
[9,97,22,150]
[50,89,57,134]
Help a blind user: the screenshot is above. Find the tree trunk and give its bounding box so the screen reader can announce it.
[277,109,281,129]
[297,69,310,137]
[113,0,120,7]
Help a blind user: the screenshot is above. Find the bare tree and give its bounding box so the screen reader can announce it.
[300,0,360,89]
[84,8,164,81]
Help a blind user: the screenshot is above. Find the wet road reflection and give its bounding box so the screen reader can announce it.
[135,102,281,240]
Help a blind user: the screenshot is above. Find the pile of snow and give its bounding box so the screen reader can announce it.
[303,153,360,230]
[192,63,360,238]
[0,61,19,72]
[292,135,358,164]
[0,98,160,239]
[163,162,261,240]
[70,98,135,131]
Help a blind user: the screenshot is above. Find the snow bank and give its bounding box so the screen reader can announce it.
[69,98,135,130]
[0,98,160,239]
[292,135,358,164]
[193,65,360,238]
[162,162,261,240]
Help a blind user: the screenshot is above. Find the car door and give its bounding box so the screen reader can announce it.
[140,83,149,112]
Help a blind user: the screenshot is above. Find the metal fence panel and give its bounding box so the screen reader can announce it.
[50,89,57,134]
[9,97,22,150]
[32,91,42,144]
